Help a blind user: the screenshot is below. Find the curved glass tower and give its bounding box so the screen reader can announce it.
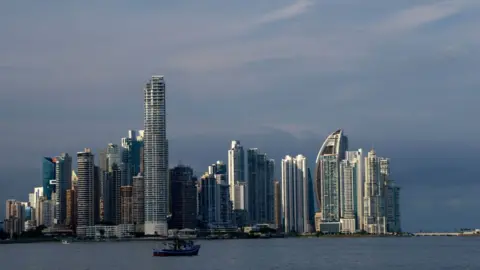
[314,129,348,223]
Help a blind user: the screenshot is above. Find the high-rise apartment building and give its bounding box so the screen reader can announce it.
[54,153,72,225]
[103,163,121,224]
[4,200,25,235]
[120,186,133,224]
[281,155,311,233]
[132,174,145,232]
[169,165,197,230]
[363,149,386,234]
[384,180,401,233]
[314,129,348,233]
[198,163,233,228]
[228,140,246,210]
[76,148,95,236]
[339,150,363,233]
[144,75,169,236]
[247,149,275,224]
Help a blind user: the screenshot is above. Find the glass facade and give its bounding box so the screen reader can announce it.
[42,157,56,200]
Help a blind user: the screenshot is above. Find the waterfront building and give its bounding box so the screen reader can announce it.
[66,189,76,228]
[132,174,145,232]
[94,166,101,224]
[228,140,246,210]
[384,180,401,233]
[198,164,233,228]
[307,168,315,230]
[103,163,121,224]
[40,198,54,228]
[30,187,43,225]
[54,153,72,225]
[120,186,133,225]
[121,130,143,186]
[83,224,135,239]
[42,157,56,200]
[339,150,363,233]
[314,129,348,233]
[76,148,95,236]
[4,200,25,235]
[144,75,169,236]
[273,180,282,230]
[281,155,311,233]
[363,149,386,234]
[169,165,197,230]
[247,149,275,224]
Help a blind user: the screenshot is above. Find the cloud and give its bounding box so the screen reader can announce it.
[374,0,479,33]
[254,0,315,25]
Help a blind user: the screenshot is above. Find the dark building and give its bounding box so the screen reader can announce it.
[42,157,56,200]
[169,165,197,230]
[94,166,101,224]
[66,189,76,229]
[120,186,133,224]
[273,180,282,230]
[103,164,121,225]
[247,149,275,224]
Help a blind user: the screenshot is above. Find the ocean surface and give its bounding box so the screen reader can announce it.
[1,237,479,270]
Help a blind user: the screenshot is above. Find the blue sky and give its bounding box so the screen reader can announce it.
[1,0,480,231]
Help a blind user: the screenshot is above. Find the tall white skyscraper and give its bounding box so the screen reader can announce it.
[339,149,363,233]
[228,140,246,210]
[363,149,386,234]
[143,75,169,236]
[281,155,310,233]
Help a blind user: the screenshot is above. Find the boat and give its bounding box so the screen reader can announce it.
[153,238,201,257]
[61,240,71,244]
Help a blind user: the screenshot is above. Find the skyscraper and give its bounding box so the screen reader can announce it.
[54,153,72,225]
[144,75,169,236]
[339,150,363,233]
[198,169,232,228]
[281,155,310,233]
[42,157,56,200]
[121,130,143,186]
[314,129,348,232]
[120,186,133,224]
[66,189,76,229]
[228,140,246,210]
[363,149,386,234]
[169,165,197,230]
[132,174,145,232]
[76,148,95,236]
[273,180,282,230]
[384,180,401,233]
[103,163,121,224]
[247,149,275,224]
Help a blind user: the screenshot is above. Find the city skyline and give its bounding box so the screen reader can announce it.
[2,0,480,232]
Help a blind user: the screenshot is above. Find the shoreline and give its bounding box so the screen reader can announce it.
[3,233,478,245]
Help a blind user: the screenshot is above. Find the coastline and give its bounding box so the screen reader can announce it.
[0,234,414,245]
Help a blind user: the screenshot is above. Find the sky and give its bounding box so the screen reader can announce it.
[1,0,480,232]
